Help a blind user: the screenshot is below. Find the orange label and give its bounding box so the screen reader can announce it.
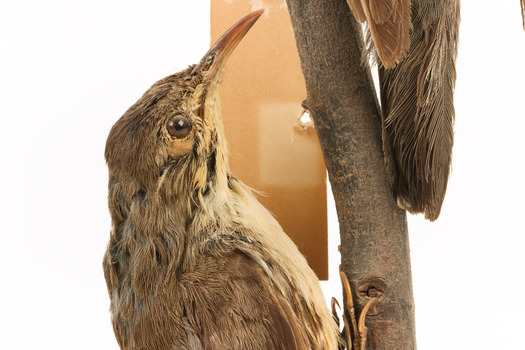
[211,0,328,279]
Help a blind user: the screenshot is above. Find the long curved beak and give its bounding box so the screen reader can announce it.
[194,10,263,82]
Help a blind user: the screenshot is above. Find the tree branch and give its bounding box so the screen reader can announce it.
[285,0,416,348]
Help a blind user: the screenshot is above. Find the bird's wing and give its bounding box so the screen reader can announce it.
[180,251,309,350]
[346,0,412,68]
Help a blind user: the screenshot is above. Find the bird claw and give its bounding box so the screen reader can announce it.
[339,270,359,350]
[331,297,341,328]
[338,269,379,350]
[357,296,379,350]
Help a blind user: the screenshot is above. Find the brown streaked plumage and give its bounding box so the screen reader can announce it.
[378,0,460,221]
[346,0,412,68]
[103,10,339,349]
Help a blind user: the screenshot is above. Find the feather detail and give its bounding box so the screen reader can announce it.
[369,0,397,24]
[380,0,460,221]
[346,0,367,22]
[347,0,412,68]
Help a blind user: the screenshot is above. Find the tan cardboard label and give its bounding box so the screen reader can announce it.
[211,0,328,279]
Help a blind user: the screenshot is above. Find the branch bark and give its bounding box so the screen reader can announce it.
[285,1,416,348]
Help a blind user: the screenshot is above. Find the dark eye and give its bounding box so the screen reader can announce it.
[167,115,192,139]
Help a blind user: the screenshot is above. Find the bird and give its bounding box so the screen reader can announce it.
[346,0,460,221]
[102,10,339,350]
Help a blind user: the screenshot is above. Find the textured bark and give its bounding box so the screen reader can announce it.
[285,1,416,349]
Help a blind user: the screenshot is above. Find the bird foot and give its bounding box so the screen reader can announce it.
[337,269,379,350]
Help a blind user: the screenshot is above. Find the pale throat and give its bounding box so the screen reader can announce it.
[187,83,232,199]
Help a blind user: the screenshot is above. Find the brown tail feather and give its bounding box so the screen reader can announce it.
[380,0,460,221]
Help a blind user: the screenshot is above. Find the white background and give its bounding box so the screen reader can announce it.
[1,1,524,349]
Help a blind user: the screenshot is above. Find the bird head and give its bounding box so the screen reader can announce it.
[105,10,263,219]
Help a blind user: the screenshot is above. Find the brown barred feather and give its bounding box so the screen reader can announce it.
[346,0,412,68]
[380,0,460,221]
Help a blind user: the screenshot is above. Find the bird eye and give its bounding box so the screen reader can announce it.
[167,115,192,139]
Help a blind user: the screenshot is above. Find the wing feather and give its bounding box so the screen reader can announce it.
[368,0,396,24]
[346,0,367,22]
[180,252,309,349]
[348,0,411,68]
[380,0,460,220]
